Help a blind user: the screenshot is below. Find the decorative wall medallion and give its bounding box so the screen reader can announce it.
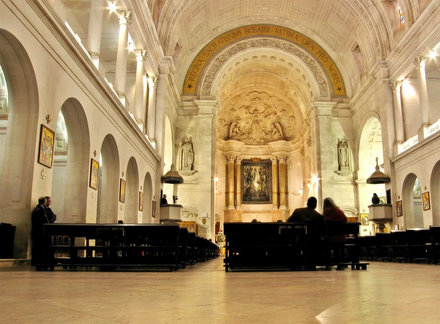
[41,168,47,180]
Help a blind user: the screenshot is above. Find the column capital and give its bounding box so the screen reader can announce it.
[135,49,147,62]
[390,80,402,91]
[118,11,132,25]
[235,156,242,164]
[313,101,336,116]
[277,155,288,163]
[414,56,426,67]
[225,155,235,163]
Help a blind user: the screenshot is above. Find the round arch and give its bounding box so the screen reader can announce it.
[431,161,440,226]
[0,29,39,258]
[402,173,423,229]
[142,172,153,223]
[183,24,346,97]
[125,157,139,223]
[52,98,90,223]
[357,116,386,214]
[97,134,120,223]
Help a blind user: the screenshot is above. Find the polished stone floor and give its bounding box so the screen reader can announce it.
[0,259,439,323]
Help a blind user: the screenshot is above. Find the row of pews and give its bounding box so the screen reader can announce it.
[223,222,369,272]
[36,224,219,271]
[357,226,440,263]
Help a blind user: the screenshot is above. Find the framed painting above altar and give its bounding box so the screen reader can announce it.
[241,159,272,204]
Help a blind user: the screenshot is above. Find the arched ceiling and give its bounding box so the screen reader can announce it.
[154,0,392,96]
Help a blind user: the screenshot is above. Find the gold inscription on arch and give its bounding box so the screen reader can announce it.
[183,24,346,97]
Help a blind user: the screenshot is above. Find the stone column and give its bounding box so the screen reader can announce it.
[414,57,429,136]
[225,155,235,210]
[278,155,288,210]
[235,157,242,209]
[114,11,132,105]
[392,81,405,144]
[86,0,105,68]
[146,77,156,141]
[313,101,336,205]
[155,75,168,156]
[194,100,218,241]
[382,79,396,158]
[271,157,279,209]
[134,50,146,128]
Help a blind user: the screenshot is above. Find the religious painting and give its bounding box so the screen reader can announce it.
[422,192,430,211]
[152,200,156,218]
[360,213,369,226]
[241,159,272,204]
[89,158,99,190]
[38,124,55,168]
[139,191,144,211]
[119,179,126,203]
[396,200,403,217]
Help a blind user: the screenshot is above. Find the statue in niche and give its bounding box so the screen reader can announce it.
[337,138,350,171]
[180,134,194,171]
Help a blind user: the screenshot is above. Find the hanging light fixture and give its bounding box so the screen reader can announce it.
[366,157,390,184]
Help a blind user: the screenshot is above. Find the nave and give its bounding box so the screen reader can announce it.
[0,259,438,323]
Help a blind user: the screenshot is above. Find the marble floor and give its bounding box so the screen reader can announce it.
[0,259,439,324]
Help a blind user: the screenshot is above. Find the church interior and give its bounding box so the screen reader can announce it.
[0,0,439,322]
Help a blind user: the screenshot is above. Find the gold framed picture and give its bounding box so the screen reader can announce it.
[396,200,403,217]
[152,200,156,218]
[89,158,99,190]
[38,124,55,168]
[139,191,144,211]
[241,159,272,204]
[119,179,126,203]
[360,213,369,226]
[422,192,430,211]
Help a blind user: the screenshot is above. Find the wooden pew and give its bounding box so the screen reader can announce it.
[223,222,368,271]
[38,223,217,271]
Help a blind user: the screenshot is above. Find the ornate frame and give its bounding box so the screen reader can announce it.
[241,159,272,204]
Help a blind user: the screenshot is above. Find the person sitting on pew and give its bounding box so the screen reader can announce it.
[323,197,348,268]
[287,197,323,223]
[287,197,324,269]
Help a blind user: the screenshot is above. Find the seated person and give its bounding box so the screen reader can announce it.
[287,197,323,223]
[287,197,324,269]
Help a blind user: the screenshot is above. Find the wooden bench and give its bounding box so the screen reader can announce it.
[38,223,218,271]
[223,222,368,271]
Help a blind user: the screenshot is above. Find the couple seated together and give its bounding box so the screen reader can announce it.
[287,197,347,224]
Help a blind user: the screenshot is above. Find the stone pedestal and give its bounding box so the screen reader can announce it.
[368,204,392,232]
[160,204,183,222]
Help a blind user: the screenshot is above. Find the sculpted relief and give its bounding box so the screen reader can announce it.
[217,91,296,145]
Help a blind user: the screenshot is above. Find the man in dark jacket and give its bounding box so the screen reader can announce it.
[31,197,49,268]
[287,197,324,269]
[44,196,56,223]
[287,197,323,223]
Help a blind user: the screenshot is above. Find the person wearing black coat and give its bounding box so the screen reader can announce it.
[31,197,49,268]
[44,196,57,223]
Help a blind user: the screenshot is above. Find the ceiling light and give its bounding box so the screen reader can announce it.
[108,1,117,13]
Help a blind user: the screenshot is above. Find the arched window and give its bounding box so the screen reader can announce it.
[0,64,8,114]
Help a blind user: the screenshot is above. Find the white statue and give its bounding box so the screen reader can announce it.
[180,135,194,171]
[337,138,350,171]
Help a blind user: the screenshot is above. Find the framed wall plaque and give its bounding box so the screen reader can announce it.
[119,179,126,203]
[422,192,430,211]
[241,159,272,204]
[38,124,55,168]
[396,200,403,217]
[89,158,99,190]
[139,191,144,211]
